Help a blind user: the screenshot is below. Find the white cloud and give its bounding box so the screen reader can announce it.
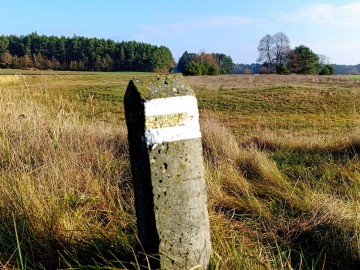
[282,2,360,26]
[137,15,254,38]
[309,40,360,64]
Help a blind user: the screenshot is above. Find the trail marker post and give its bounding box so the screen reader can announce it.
[124,74,212,269]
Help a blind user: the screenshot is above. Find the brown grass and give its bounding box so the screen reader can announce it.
[0,72,359,269]
[0,74,136,268]
[187,74,360,90]
[200,114,359,269]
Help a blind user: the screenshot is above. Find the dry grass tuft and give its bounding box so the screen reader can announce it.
[0,75,21,85]
[201,111,241,163]
[200,108,359,269]
[0,76,136,268]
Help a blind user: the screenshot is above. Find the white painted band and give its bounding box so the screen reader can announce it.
[145,125,201,146]
[144,96,201,146]
[144,96,198,116]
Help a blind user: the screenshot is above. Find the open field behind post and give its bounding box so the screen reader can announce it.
[0,70,359,269]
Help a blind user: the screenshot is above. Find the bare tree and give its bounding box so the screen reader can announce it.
[257,34,274,67]
[257,32,290,71]
[318,54,330,65]
[273,32,291,66]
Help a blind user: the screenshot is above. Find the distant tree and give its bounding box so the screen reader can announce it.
[183,60,202,75]
[183,59,219,76]
[319,64,334,75]
[257,34,273,68]
[0,52,13,68]
[277,63,290,74]
[50,57,61,70]
[196,52,216,65]
[197,52,219,75]
[7,35,24,56]
[179,51,233,75]
[317,55,334,75]
[33,53,43,69]
[273,32,291,66]
[215,53,234,74]
[288,45,320,74]
[31,32,42,55]
[257,32,291,73]
[318,54,330,66]
[207,64,220,75]
[0,35,9,57]
[149,46,175,73]
[20,55,33,68]
[11,55,21,69]
[177,51,197,73]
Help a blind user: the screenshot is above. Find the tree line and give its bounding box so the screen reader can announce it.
[0,32,174,72]
[175,33,337,76]
[233,63,360,75]
[256,32,334,75]
[1,32,355,75]
[332,64,360,75]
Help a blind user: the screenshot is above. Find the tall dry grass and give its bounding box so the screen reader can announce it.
[0,73,359,269]
[0,75,136,269]
[200,112,359,270]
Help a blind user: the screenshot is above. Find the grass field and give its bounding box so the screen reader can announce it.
[0,70,359,269]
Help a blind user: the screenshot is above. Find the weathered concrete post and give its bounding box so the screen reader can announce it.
[124,74,212,269]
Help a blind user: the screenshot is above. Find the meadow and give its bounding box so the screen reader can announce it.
[0,69,359,269]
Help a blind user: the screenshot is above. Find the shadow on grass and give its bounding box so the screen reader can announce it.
[0,213,143,269]
[288,223,360,270]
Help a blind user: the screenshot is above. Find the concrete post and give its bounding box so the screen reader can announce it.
[124,74,212,269]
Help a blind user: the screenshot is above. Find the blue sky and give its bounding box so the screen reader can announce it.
[1,0,360,65]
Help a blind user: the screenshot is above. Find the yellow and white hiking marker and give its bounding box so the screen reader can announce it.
[144,95,201,147]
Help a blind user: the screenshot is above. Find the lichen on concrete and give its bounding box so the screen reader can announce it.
[130,74,195,100]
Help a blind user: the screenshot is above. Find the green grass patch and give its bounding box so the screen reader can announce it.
[344,75,360,80]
